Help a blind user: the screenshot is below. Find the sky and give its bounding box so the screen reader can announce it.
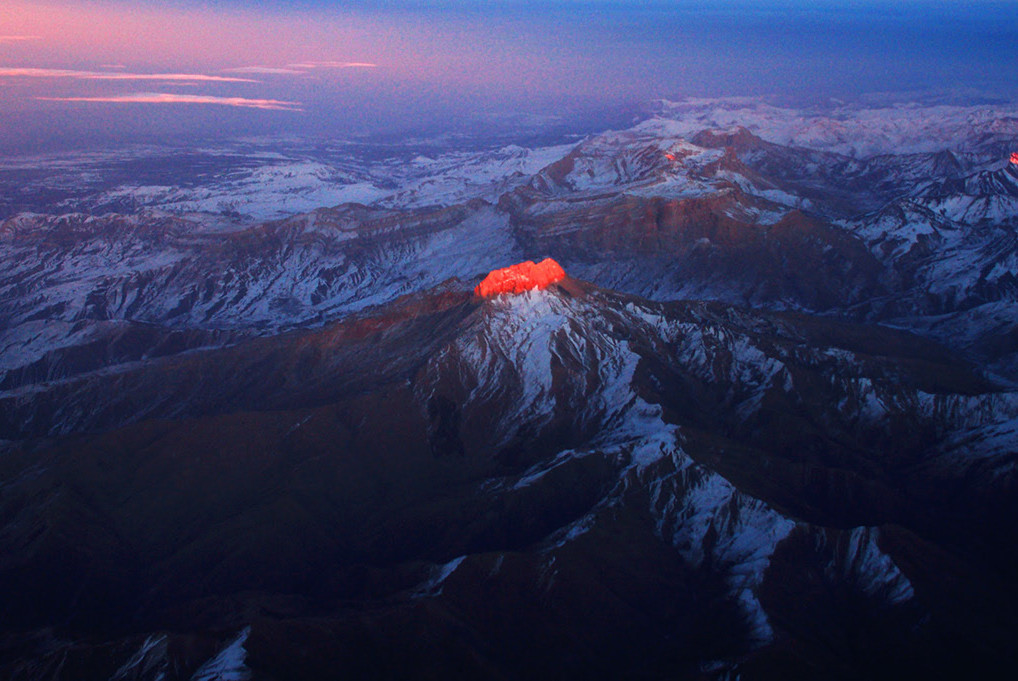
[1,1,1017,153]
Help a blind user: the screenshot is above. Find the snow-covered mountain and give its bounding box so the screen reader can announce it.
[647,97,1018,158]
[2,278,1016,678]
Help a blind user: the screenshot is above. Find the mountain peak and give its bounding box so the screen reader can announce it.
[475,258,566,297]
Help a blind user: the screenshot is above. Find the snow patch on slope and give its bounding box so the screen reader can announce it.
[110,634,169,681]
[829,527,915,605]
[646,446,797,643]
[414,555,467,598]
[190,628,252,681]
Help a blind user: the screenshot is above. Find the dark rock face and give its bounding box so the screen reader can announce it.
[500,188,887,312]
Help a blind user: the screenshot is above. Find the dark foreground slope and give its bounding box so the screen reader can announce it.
[1,278,1017,680]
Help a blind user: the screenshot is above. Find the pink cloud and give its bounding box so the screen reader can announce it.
[222,66,305,75]
[37,93,303,111]
[0,67,256,83]
[223,62,378,75]
[0,35,41,43]
[286,61,378,69]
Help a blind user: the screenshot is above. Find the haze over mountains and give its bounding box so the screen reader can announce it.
[1,94,1017,679]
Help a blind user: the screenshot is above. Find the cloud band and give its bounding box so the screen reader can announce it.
[1,67,256,83]
[37,93,302,111]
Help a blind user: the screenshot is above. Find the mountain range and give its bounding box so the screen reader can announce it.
[1,97,1017,679]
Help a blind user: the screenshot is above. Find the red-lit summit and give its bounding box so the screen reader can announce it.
[474,258,566,297]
